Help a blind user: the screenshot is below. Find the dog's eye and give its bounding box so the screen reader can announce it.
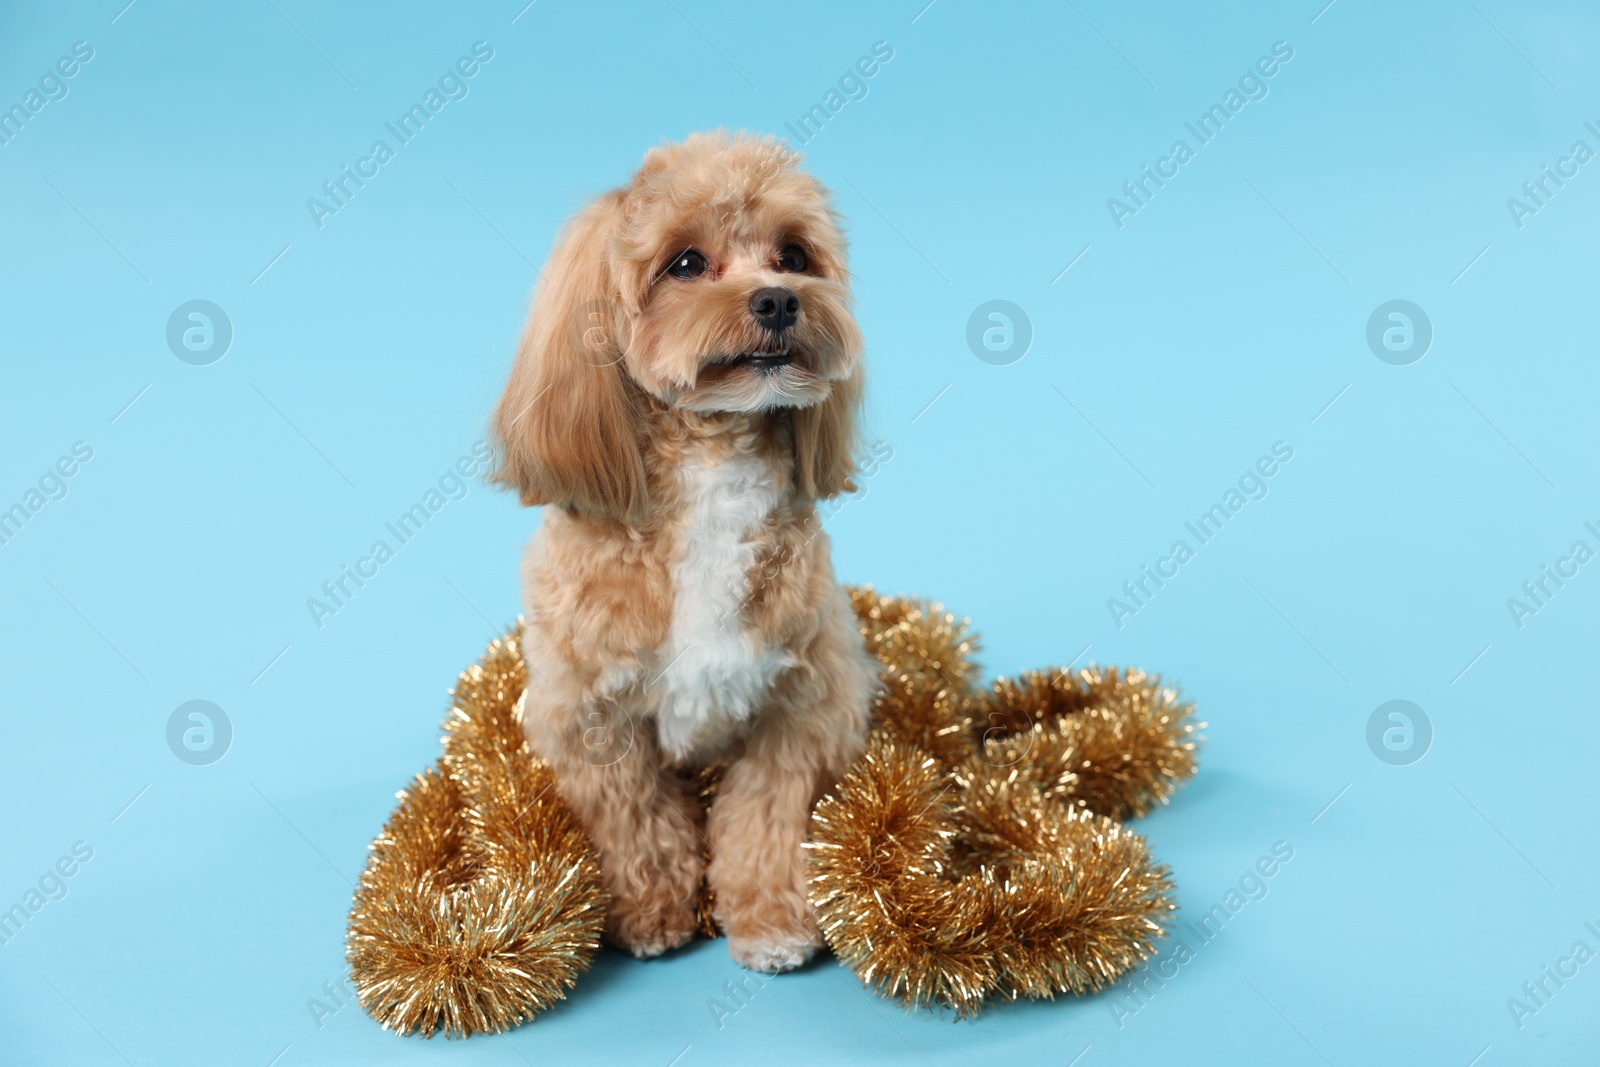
[666,249,708,279]
[776,244,808,273]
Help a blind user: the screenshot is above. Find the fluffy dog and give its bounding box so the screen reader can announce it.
[489,131,877,973]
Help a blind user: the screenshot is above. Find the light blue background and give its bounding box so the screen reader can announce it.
[2,1,1597,1064]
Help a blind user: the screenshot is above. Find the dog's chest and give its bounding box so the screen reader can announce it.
[654,449,795,759]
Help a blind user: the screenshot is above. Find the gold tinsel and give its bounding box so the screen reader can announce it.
[346,632,606,1038]
[848,586,981,766]
[975,667,1201,820]
[347,587,1202,1034]
[811,590,1200,1016]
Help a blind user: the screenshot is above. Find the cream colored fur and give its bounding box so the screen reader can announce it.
[655,447,796,760]
[490,132,875,972]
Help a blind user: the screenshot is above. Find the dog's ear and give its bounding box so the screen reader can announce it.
[792,362,864,499]
[489,189,649,522]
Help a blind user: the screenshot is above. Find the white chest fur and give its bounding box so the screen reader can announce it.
[654,449,795,759]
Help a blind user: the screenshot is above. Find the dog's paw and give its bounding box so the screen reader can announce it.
[607,890,698,959]
[624,930,694,960]
[727,929,822,973]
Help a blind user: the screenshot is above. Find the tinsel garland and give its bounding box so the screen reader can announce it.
[976,667,1201,821]
[347,587,1201,1035]
[346,633,606,1037]
[813,589,1200,1016]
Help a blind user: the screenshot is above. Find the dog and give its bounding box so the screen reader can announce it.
[488,131,878,973]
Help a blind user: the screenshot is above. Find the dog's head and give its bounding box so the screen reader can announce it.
[490,131,864,522]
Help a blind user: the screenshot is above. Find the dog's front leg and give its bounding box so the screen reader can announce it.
[526,691,704,959]
[707,600,875,972]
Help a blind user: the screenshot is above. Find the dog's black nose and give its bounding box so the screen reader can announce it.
[749,286,799,331]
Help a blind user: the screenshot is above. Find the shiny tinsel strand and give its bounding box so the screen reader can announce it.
[958,771,1174,998]
[976,666,1203,819]
[351,591,1200,1032]
[346,627,606,1038]
[849,586,982,766]
[809,730,1177,1016]
[690,764,725,937]
[808,733,1004,1016]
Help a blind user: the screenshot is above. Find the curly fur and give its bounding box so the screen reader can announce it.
[489,131,877,971]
